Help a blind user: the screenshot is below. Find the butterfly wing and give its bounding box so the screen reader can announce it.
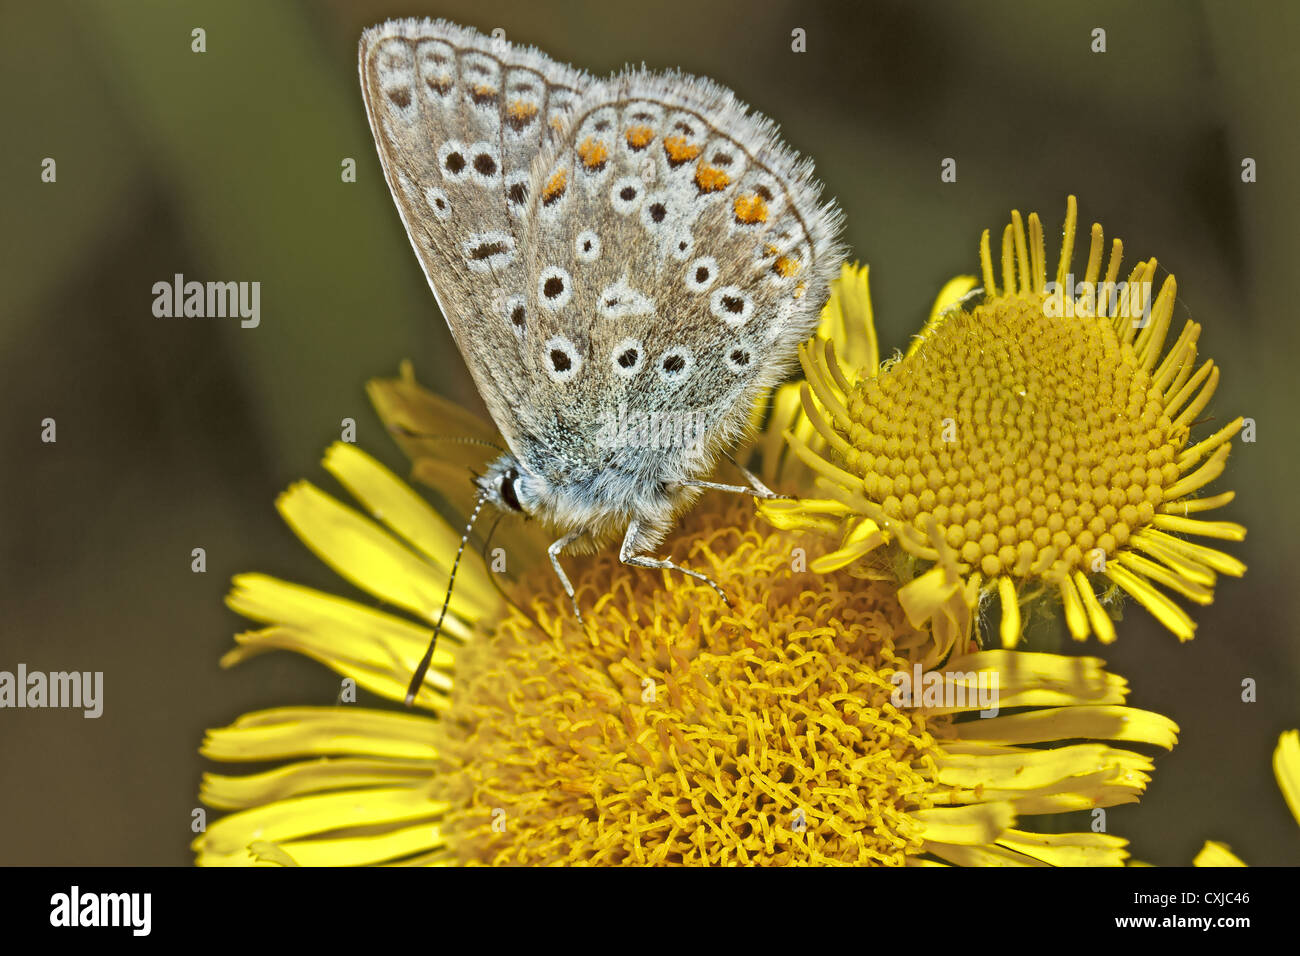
[358,19,589,447]
[512,69,844,487]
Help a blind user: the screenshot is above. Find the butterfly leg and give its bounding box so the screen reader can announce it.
[619,520,731,607]
[724,452,786,500]
[681,477,778,498]
[548,530,587,623]
[679,453,788,500]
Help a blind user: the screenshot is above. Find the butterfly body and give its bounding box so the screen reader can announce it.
[360,19,843,638]
[476,447,705,556]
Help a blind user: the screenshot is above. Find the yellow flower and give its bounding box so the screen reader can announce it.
[193,372,1178,866]
[1193,729,1300,866]
[764,198,1246,652]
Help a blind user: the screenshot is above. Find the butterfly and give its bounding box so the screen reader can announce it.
[358,19,844,702]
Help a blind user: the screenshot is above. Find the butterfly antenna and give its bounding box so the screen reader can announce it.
[387,424,505,454]
[405,487,490,707]
[478,511,537,625]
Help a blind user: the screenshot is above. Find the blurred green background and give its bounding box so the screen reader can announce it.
[1,0,1296,865]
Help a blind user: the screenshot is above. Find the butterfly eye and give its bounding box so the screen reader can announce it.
[500,468,524,512]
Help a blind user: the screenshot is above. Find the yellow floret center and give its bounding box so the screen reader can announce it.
[431,499,941,865]
[846,291,1179,582]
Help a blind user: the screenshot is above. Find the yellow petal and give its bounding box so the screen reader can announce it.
[276,481,495,628]
[1058,574,1091,641]
[897,565,961,628]
[201,707,439,762]
[1073,571,1117,644]
[938,651,1129,707]
[1151,513,1246,542]
[1193,841,1247,867]
[273,820,444,867]
[810,518,885,572]
[950,705,1178,750]
[935,744,1154,792]
[930,767,1154,814]
[997,576,1021,648]
[1274,729,1300,828]
[996,828,1128,867]
[1105,564,1196,641]
[201,757,434,810]
[323,443,498,603]
[911,803,1016,845]
[925,841,1046,867]
[193,786,447,865]
[223,574,455,707]
[247,841,300,866]
[367,361,502,456]
[821,262,879,374]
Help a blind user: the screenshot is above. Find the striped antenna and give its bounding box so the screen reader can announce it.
[386,423,505,454]
[405,487,490,706]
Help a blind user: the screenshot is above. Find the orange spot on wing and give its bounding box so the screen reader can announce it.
[625,125,655,150]
[577,137,610,170]
[470,84,498,105]
[773,255,801,277]
[663,135,702,166]
[694,161,731,193]
[542,168,568,205]
[507,100,538,121]
[505,100,539,132]
[734,193,769,224]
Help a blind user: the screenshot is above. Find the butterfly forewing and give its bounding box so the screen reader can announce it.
[358,19,590,446]
[513,70,844,485]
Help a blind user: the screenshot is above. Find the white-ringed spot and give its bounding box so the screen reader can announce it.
[656,346,694,385]
[685,256,719,292]
[710,285,753,326]
[610,176,644,215]
[544,336,582,383]
[437,140,469,179]
[538,266,573,310]
[424,187,451,221]
[575,230,601,263]
[611,337,645,378]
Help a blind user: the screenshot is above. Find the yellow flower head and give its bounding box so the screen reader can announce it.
[765,198,1246,650]
[193,373,1178,867]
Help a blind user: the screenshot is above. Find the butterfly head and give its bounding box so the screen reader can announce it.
[478,453,543,517]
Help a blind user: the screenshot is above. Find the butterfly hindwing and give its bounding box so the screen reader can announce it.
[359,19,590,444]
[512,69,844,485]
